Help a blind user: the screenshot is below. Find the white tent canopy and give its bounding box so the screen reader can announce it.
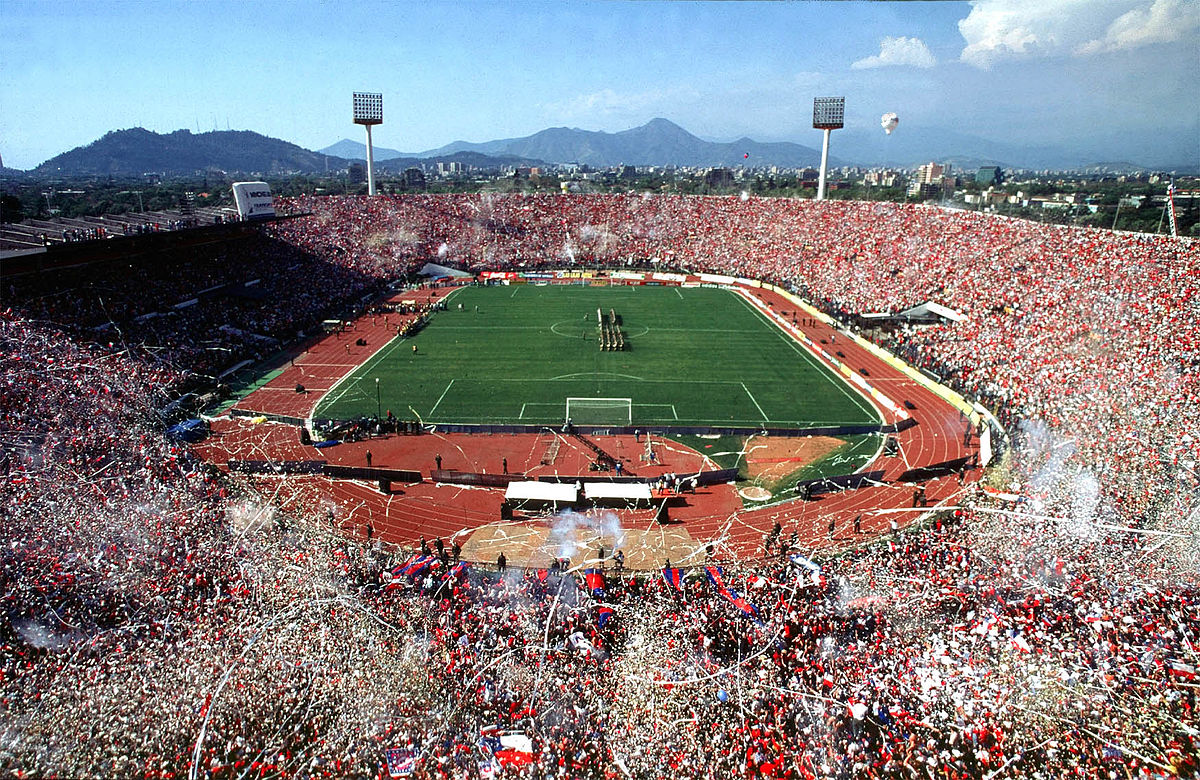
[583,482,652,505]
[504,481,578,505]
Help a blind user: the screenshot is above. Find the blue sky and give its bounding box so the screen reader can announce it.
[1,0,1196,169]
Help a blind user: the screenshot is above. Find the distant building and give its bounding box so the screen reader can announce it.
[915,162,947,185]
[976,166,1003,187]
[864,170,901,188]
[348,163,366,185]
[909,162,956,198]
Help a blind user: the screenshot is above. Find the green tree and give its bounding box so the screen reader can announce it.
[0,194,24,222]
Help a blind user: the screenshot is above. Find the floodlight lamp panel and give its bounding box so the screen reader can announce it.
[813,96,845,130]
[353,92,384,125]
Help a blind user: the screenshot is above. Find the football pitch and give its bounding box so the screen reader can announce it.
[315,285,881,429]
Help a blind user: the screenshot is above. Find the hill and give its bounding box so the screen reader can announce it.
[318,138,407,162]
[318,143,545,172]
[34,128,347,176]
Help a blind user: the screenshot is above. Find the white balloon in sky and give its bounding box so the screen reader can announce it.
[881,113,899,135]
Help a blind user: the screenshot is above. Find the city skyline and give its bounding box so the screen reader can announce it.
[1,0,1197,171]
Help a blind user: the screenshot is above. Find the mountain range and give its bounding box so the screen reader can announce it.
[15,119,1194,177]
[424,118,827,169]
[323,119,826,169]
[325,118,1193,172]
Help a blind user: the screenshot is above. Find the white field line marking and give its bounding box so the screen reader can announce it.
[310,286,467,425]
[731,291,879,424]
[428,379,456,417]
[741,382,769,421]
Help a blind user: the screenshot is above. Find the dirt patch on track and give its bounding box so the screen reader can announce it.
[744,435,844,482]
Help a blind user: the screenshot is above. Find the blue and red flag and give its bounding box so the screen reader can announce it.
[390,554,418,580]
[442,561,468,582]
[663,567,684,592]
[584,568,606,597]
[705,566,761,622]
[479,729,534,769]
[384,552,432,590]
[385,746,417,777]
[597,604,614,629]
[399,555,431,577]
[404,555,436,580]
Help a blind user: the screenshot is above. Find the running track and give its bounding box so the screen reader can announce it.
[197,280,979,567]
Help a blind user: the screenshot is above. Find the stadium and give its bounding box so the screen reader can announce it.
[2,192,1199,779]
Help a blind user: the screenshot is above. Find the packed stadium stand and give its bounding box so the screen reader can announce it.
[1,193,1197,778]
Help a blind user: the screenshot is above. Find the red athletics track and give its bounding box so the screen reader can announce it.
[196,280,978,568]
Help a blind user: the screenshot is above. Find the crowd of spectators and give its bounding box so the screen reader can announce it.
[2,193,1198,777]
[2,306,1196,777]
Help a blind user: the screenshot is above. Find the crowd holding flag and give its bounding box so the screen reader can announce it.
[704,566,762,623]
[442,560,469,583]
[479,727,535,770]
[385,747,416,777]
[384,554,446,590]
[584,568,606,598]
[662,566,684,592]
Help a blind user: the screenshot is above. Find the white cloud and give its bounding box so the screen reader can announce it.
[959,0,1198,68]
[851,36,936,70]
[1076,0,1200,55]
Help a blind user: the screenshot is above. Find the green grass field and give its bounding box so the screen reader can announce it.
[315,284,881,429]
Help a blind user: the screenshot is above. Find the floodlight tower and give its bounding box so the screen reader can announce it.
[812,97,845,201]
[352,92,384,196]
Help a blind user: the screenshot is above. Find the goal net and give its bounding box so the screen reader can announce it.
[565,397,632,426]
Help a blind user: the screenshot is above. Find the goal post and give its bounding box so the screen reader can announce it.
[565,397,632,426]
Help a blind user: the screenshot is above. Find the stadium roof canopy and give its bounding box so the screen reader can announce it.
[417,262,472,278]
[862,300,965,324]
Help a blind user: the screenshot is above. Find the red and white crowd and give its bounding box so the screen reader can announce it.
[1,193,1197,778]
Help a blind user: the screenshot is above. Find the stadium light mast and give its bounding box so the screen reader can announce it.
[812,97,845,201]
[353,92,384,196]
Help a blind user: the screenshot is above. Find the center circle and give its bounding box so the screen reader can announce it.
[549,321,650,339]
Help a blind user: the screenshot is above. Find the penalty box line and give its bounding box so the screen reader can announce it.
[518,401,678,421]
